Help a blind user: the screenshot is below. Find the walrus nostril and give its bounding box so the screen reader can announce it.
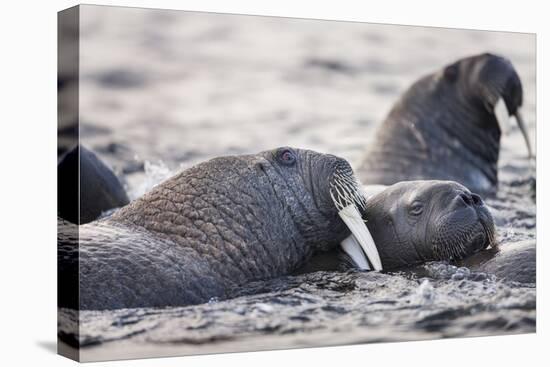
[443,63,459,82]
[471,193,483,206]
[459,193,473,206]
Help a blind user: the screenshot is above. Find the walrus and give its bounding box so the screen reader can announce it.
[58,145,129,224]
[297,180,496,274]
[58,147,380,310]
[358,53,533,196]
[458,239,535,284]
[300,180,535,284]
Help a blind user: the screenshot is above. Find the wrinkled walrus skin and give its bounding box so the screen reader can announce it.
[358,53,527,196]
[58,147,364,310]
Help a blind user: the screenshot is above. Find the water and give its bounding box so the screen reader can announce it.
[58,5,536,361]
[59,262,535,361]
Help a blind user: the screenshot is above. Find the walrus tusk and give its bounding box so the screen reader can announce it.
[494,97,534,158]
[340,234,371,270]
[338,204,383,271]
[494,97,511,134]
[513,110,534,158]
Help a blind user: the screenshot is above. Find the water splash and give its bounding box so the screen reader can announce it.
[415,279,435,305]
[129,160,175,199]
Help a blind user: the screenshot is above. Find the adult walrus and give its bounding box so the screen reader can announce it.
[58,147,380,310]
[297,180,497,274]
[358,53,533,196]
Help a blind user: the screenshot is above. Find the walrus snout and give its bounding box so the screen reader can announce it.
[328,159,367,210]
[454,190,484,209]
[261,148,382,269]
[323,156,383,270]
[457,190,495,251]
[292,150,357,217]
[475,53,523,112]
[432,186,496,260]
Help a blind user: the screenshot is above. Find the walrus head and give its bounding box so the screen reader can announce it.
[439,53,532,157]
[341,181,496,271]
[113,146,381,281]
[254,147,382,269]
[358,53,532,196]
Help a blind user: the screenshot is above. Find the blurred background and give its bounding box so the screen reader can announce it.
[62,5,535,198]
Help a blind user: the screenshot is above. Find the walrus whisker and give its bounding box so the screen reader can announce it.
[329,188,344,211]
[329,172,382,271]
[480,213,497,250]
[331,180,363,211]
[330,184,349,211]
[332,173,368,211]
[336,173,358,187]
[434,220,489,262]
[336,182,358,207]
[336,173,364,192]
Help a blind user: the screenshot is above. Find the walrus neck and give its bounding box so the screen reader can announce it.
[361,89,500,192]
[442,101,500,185]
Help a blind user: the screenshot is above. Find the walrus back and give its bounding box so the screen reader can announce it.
[58,220,228,310]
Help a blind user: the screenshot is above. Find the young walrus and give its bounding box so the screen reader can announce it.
[58,147,380,310]
[298,180,497,273]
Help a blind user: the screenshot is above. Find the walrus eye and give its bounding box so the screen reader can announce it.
[443,64,459,82]
[409,201,424,216]
[278,149,296,165]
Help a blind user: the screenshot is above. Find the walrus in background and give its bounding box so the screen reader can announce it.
[358,53,533,196]
[58,147,380,310]
[58,145,129,224]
